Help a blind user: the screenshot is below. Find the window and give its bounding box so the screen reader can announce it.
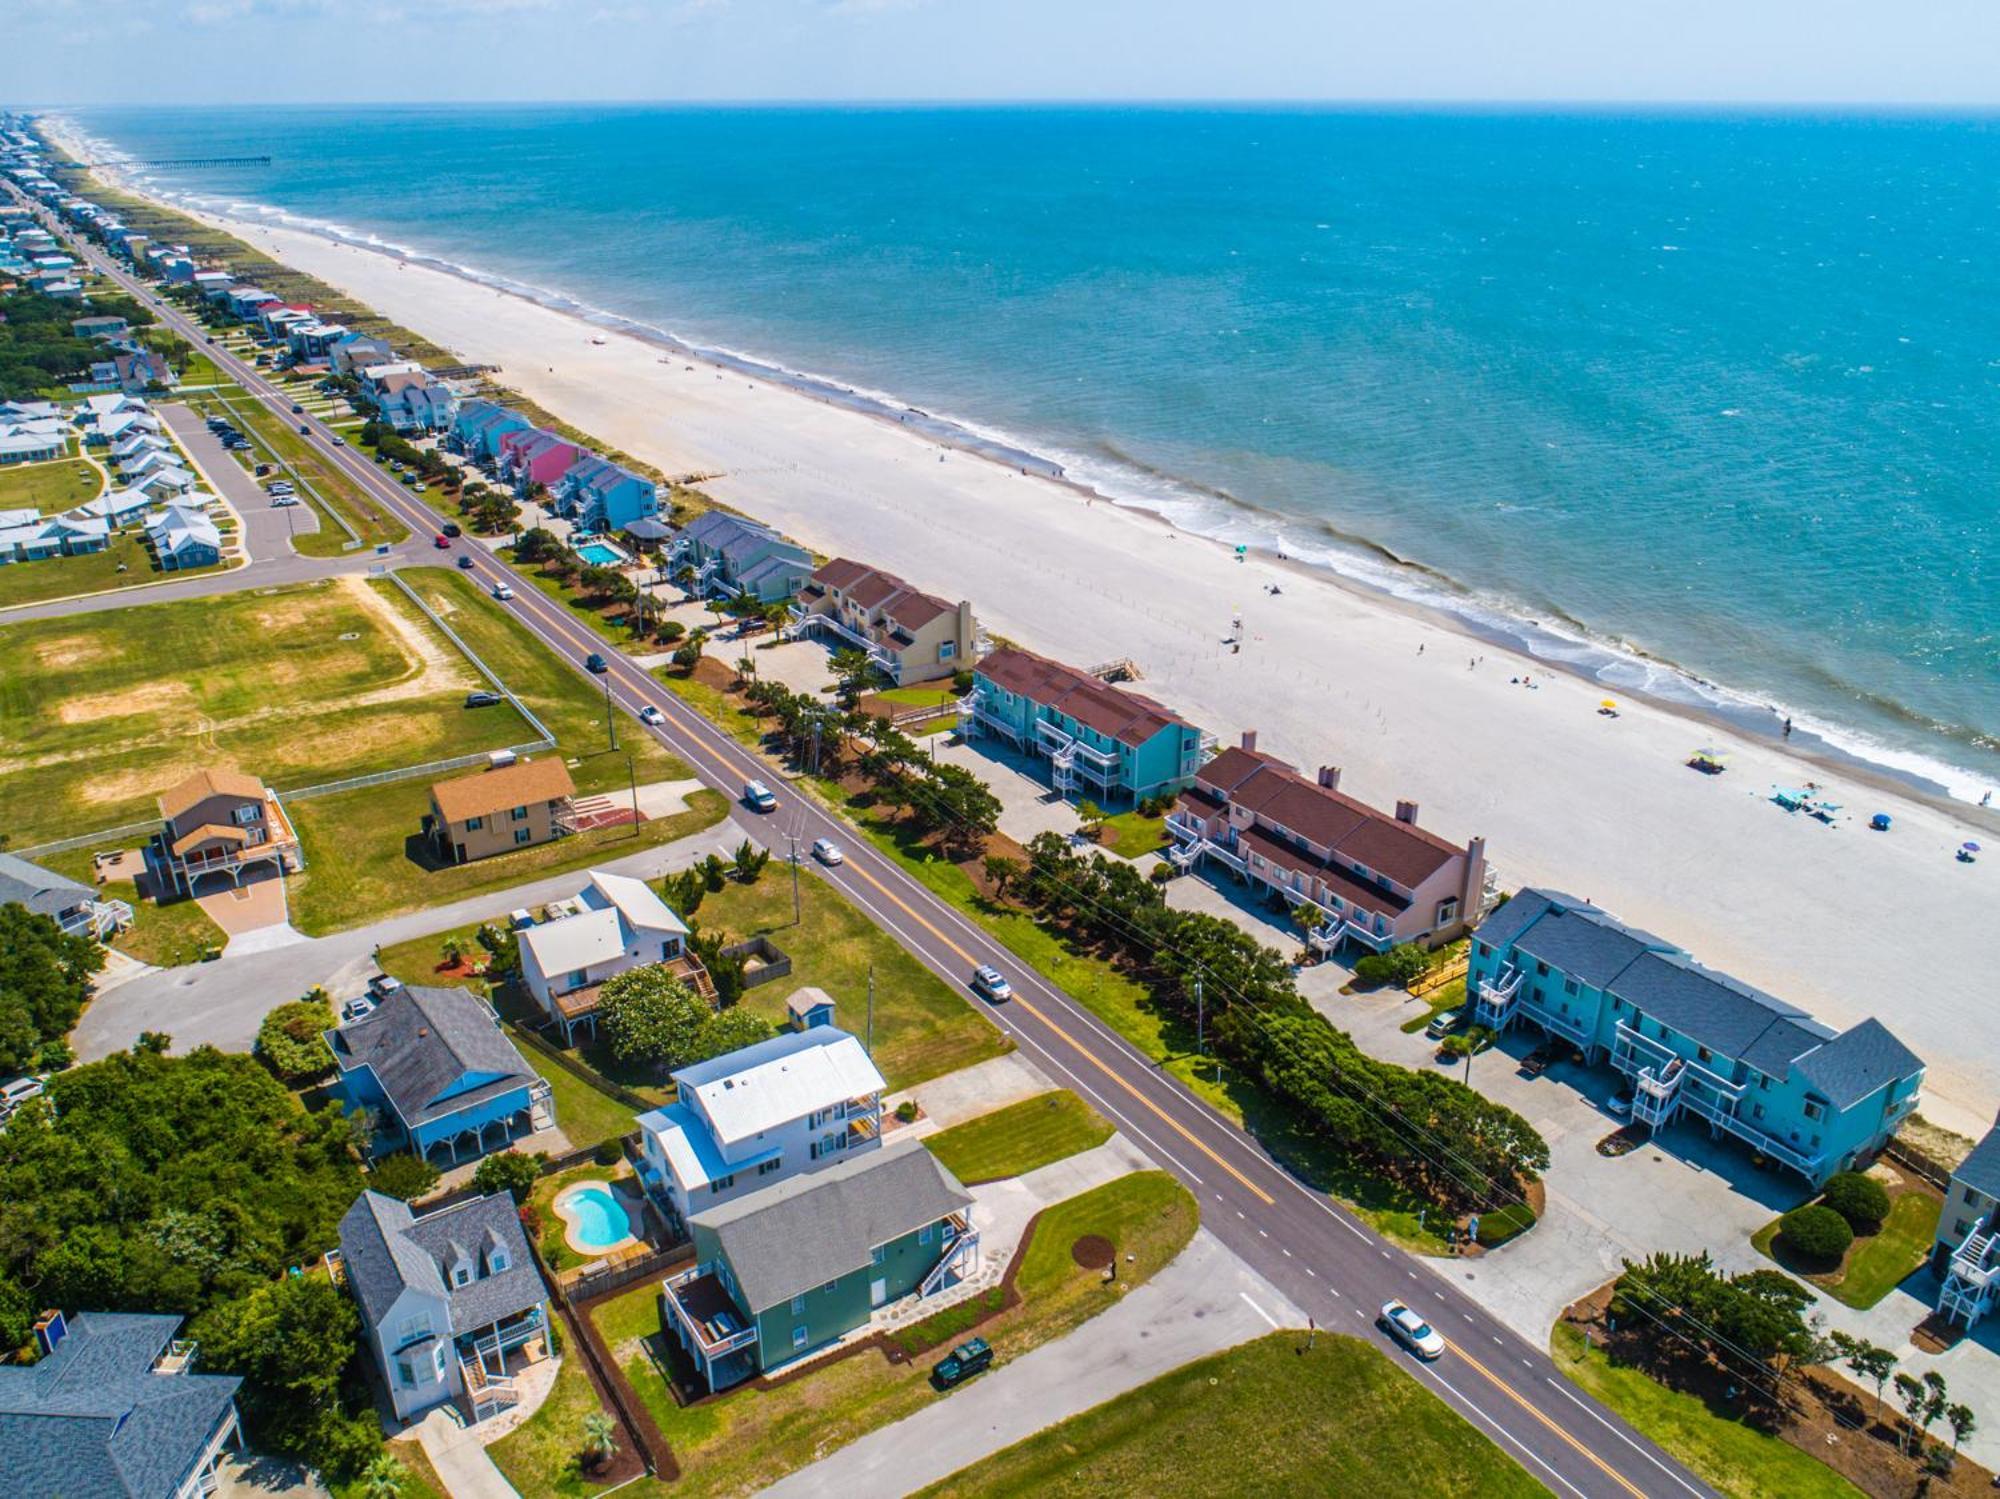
[453,1264,471,1287]
[758,1157,782,1176]
[488,1248,509,1274]
[514,827,531,846]
[712,1173,735,1191]
[791,1293,807,1315]
[465,815,484,831]
[918,1223,935,1245]
[395,1356,416,1387]
[510,804,529,821]
[1696,1047,1711,1064]
[1803,1099,1826,1122]
[1752,1104,1765,1121]
[792,1326,808,1350]
[871,1245,886,1266]
[1535,961,1548,978]
[1435,898,1459,929]
[1563,977,1579,998]
[232,803,262,827]
[1476,943,1492,960]
[1958,1219,1973,1237]
[431,1344,447,1381]
[1969,1187,1982,1206]
[939,641,956,660]
[397,1314,433,1347]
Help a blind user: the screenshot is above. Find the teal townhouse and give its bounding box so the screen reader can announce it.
[1468,889,1924,1186]
[1934,1119,2000,1331]
[959,645,1211,806]
[558,454,658,533]
[449,398,533,463]
[659,1139,977,1392]
[675,510,813,602]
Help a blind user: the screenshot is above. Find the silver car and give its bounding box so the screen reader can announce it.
[1379,1300,1446,1361]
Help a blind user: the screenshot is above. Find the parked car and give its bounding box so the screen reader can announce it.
[441,521,462,538]
[812,837,844,866]
[400,472,417,486]
[491,583,515,601]
[929,1337,993,1390]
[1605,1093,1633,1120]
[1424,1008,1466,1040]
[1518,1042,1559,1079]
[1379,1300,1446,1361]
[0,1077,46,1118]
[585,652,609,675]
[742,779,777,812]
[271,495,299,507]
[433,534,451,549]
[465,690,503,708]
[457,554,475,570]
[366,973,404,1000]
[255,462,273,475]
[971,965,1013,1003]
[340,997,375,1023]
[638,705,665,727]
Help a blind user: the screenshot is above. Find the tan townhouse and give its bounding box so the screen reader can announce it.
[792,558,977,686]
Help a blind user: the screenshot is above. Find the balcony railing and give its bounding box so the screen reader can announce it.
[1035,718,1120,772]
[663,1269,760,1357]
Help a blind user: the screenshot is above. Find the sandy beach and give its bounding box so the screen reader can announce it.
[142,201,1996,1134]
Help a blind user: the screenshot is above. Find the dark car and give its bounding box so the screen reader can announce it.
[457,554,475,570]
[465,690,503,708]
[585,652,609,674]
[929,1338,992,1390]
[290,403,304,413]
[297,423,311,436]
[441,521,462,538]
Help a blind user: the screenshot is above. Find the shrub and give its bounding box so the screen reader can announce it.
[1820,1171,1891,1232]
[1779,1203,1854,1263]
[368,1152,440,1201]
[1475,1202,1536,1246]
[593,1138,624,1167]
[472,1149,546,1205]
[895,1099,919,1124]
[253,997,337,1084]
[1352,943,1431,990]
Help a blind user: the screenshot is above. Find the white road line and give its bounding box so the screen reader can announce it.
[1239,1293,1280,1331]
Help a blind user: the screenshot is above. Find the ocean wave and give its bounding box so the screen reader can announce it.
[51,113,1995,806]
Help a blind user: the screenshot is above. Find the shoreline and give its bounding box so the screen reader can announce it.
[54,116,1997,813]
[55,124,1998,1134]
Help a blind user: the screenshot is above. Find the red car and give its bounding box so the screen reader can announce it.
[433,534,451,549]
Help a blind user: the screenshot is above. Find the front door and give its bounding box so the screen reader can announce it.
[869,1278,887,1308]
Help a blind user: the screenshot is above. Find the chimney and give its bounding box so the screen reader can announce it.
[1460,836,1488,930]
[1239,729,1258,753]
[33,1310,67,1358]
[1316,765,1341,791]
[1395,799,1419,825]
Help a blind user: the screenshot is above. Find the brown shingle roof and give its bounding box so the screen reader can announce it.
[977,647,1188,749]
[158,767,267,823]
[1193,748,1463,890]
[430,759,576,825]
[813,557,957,634]
[169,822,248,857]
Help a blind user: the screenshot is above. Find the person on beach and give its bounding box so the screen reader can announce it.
[1783,716,1794,739]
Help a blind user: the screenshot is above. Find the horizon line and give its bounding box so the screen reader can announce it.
[20,97,2000,115]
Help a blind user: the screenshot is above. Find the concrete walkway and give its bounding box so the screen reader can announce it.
[759,1229,1304,1499]
[970,1135,1157,1282]
[74,820,746,1061]
[889,1051,1054,1132]
[409,1405,521,1499]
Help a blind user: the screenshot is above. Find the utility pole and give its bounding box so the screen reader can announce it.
[625,754,639,840]
[1194,974,1205,1058]
[866,966,875,1057]
[787,830,801,927]
[603,668,617,752]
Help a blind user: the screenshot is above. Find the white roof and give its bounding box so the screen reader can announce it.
[362,360,423,380]
[585,869,688,938]
[0,433,58,456]
[0,508,36,528]
[149,505,219,550]
[519,904,629,977]
[682,1029,886,1148]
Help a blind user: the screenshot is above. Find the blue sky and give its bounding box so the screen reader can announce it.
[8,0,2000,107]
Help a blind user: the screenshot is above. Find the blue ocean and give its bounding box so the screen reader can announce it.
[66,105,1999,795]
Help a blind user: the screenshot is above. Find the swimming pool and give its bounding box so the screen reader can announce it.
[575,541,627,566]
[555,1182,636,1254]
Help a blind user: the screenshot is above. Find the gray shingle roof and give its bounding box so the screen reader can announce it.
[1791,1018,1925,1110]
[694,1141,972,1312]
[328,985,538,1128]
[1956,1123,2000,1202]
[1504,891,1680,988]
[0,851,93,921]
[0,1311,240,1499]
[1609,951,1826,1070]
[338,1190,547,1335]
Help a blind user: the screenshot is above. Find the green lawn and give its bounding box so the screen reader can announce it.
[486,1350,630,1499]
[39,845,227,967]
[1551,1323,1861,1499]
[1399,977,1468,1033]
[527,1042,643,1153]
[0,575,531,844]
[0,455,97,512]
[1096,808,1168,859]
[328,1438,449,1499]
[0,530,218,610]
[924,1090,1113,1185]
[590,1170,1197,1498]
[918,1332,1544,1498]
[1749,1190,1941,1310]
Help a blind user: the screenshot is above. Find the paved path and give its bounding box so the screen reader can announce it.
[760,1229,1304,1499]
[409,1407,521,1499]
[74,821,744,1061]
[0,545,394,623]
[891,1052,1054,1131]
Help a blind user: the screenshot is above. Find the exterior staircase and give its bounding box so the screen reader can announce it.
[1941,1216,1999,1328]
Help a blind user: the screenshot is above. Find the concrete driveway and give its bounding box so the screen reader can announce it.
[933,735,1083,845]
[158,402,321,563]
[192,864,293,940]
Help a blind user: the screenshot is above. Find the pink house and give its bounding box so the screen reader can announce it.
[499,428,585,493]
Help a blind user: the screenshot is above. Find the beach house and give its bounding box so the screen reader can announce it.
[792,558,977,686]
[146,502,221,571]
[675,510,813,602]
[449,399,532,463]
[960,645,1210,805]
[327,331,395,377]
[71,314,129,342]
[1466,889,1925,1186]
[1167,732,1489,953]
[555,454,658,533]
[635,1000,887,1230]
[0,1310,245,1499]
[424,757,576,865]
[1935,1118,2000,1331]
[150,768,303,898]
[287,320,350,362]
[337,1190,553,1424]
[325,983,554,1165]
[0,851,132,940]
[224,285,277,321]
[659,1140,977,1393]
[0,430,63,464]
[360,362,457,432]
[498,427,586,495]
[518,869,713,1043]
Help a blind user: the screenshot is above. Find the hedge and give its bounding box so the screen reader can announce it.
[1778,1203,1853,1262]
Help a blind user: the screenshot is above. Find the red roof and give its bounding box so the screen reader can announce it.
[977,646,1188,749]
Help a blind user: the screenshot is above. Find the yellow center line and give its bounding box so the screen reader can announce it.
[1446,1338,1647,1499]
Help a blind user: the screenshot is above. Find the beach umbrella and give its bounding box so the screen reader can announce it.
[1966,842,1983,853]
[1693,747,1727,761]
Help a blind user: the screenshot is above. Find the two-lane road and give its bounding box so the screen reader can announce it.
[52,202,1711,1499]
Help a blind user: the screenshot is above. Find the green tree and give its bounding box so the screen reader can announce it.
[1777,1204,1852,1263]
[514,526,561,563]
[1946,1403,1977,1465]
[581,1410,619,1467]
[697,1006,773,1063]
[596,967,711,1075]
[1075,799,1105,836]
[1832,1333,1897,1421]
[360,1453,410,1499]
[0,903,105,1075]
[829,647,875,707]
[730,839,770,883]
[671,640,703,674]
[192,1273,371,1476]
[253,996,337,1084]
[1819,1171,1891,1231]
[699,852,729,892]
[366,1153,440,1201]
[470,1149,546,1205]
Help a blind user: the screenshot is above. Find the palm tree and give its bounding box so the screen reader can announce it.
[360,1453,408,1499]
[581,1411,619,1468]
[735,654,758,685]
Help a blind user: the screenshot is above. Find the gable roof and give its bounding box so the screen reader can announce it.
[1956,1123,2000,1203]
[430,758,575,824]
[0,1311,240,1499]
[338,1190,545,1334]
[0,852,93,920]
[977,646,1190,749]
[1483,888,1681,988]
[1790,1018,1925,1110]
[674,1026,885,1148]
[693,1141,971,1311]
[327,984,538,1127]
[809,557,956,633]
[158,767,266,823]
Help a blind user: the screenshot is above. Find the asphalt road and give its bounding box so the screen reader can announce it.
[51,202,1713,1499]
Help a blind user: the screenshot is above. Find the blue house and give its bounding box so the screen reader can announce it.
[675,511,813,602]
[449,399,532,463]
[326,984,555,1167]
[559,455,658,533]
[961,645,1210,806]
[1467,889,1924,1186]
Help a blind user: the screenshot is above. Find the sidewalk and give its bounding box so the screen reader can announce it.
[759,1229,1304,1499]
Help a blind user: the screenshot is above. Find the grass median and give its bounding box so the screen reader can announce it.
[925,1090,1113,1184]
